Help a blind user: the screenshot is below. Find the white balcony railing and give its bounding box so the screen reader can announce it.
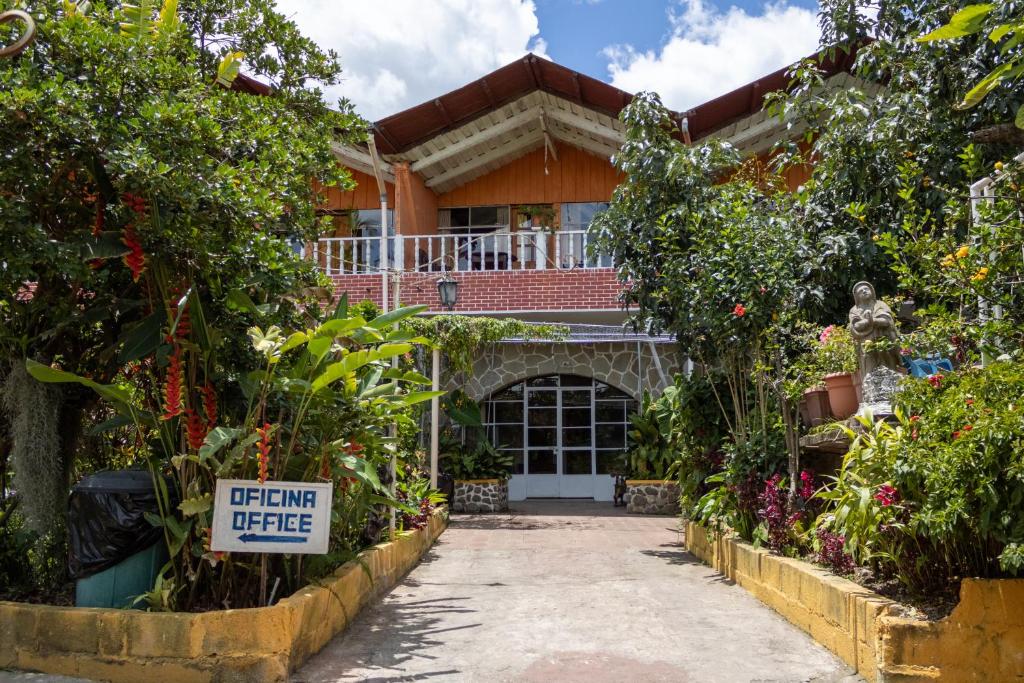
[302,230,613,275]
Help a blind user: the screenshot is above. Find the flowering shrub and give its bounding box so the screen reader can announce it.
[814,525,855,576]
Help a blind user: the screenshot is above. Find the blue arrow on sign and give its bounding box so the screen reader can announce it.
[238,533,308,544]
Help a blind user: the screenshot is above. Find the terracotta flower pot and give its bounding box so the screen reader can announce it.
[799,386,832,428]
[824,372,858,419]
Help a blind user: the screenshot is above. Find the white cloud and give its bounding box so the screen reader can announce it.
[604,0,821,112]
[275,0,548,121]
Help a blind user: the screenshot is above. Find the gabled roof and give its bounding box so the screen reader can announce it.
[371,54,632,155]
[369,46,862,156]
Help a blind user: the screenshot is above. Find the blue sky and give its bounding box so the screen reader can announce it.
[536,0,819,77]
[275,0,824,121]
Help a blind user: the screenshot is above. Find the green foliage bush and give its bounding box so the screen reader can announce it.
[439,391,512,481]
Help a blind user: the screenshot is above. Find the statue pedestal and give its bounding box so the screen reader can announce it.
[855,366,904,421]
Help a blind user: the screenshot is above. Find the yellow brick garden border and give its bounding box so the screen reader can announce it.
[685,520,1024,681]
[0,508,448,682]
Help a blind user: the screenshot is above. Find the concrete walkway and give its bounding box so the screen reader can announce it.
[296,501,860,683]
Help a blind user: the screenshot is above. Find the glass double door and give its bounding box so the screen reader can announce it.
[524,382,596,498]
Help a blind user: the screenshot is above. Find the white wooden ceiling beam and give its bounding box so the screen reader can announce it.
[543,106,625,146]
[331,143,396,184]
[409,106,540,173]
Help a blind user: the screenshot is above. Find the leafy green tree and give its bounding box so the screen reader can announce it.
[0,1,360,542]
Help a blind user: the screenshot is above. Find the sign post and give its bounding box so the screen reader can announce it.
[211,479,332,555]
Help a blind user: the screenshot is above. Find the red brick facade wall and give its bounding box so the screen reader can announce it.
[329,268,624,313]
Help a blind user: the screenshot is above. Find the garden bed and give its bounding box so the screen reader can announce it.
[0,509,448,683]
[684,519,1024,681]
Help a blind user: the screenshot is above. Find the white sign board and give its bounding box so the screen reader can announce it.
[211,479,332,554]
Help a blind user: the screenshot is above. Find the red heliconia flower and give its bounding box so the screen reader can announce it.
[874,484,899,507]
[185,407,207,451]
[161,346,184,420]
[122,192,147,215]
[121,224,146,282]
[345,441,364,458]
[320,457,332,480]
[255,423,273,484]
[93,195,106,237]
[733,303,747,317]
[202,383,218,426]
[170,298,191,339]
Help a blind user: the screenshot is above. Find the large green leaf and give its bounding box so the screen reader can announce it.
[958,62,1024,109]
[118,311,165,363]
[199,427,242,462]
[398,390,446,406]
[917,4,994,42]
[366,304,428,330]
[26,359,132,405]
[80,231,131,261]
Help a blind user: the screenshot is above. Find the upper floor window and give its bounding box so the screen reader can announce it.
[439,206,509,234]
[561,202,608,231]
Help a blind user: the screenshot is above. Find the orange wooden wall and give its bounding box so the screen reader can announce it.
[395,163,438,236]
[321,168,395,211]
[437,142,622,207]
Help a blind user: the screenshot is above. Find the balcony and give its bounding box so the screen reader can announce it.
[302,229,612,275]
[304,230,624,316]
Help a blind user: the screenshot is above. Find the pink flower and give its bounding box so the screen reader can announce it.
[900,347,912,356]
[819,325,835,344]
[874,484,899,507]
[799,470,815,500]
[927,373,944,388]
[733,303,746,317]
[759,286,767,294]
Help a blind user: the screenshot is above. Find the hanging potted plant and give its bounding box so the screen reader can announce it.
[815,324,859,419]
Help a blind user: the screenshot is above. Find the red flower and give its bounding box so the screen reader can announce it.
[799,470,815,500]
[962,424,973,432]
[733,303,747,317]
[759,286,767,294]
[911,429,919,440]
[952,430,961,440]
[965,398,974,406]
[202,383,218,426]
[169,296,191,339]
[927,373,944,388]
[122,192,147,215]
[185,407,207,451]
[874,484,899,507]
[910,415,920,423]
[161,346,184,420]
[255,423,273,484]
[346,441,364,457]
[121,224,146,282]
[93,195,106,237]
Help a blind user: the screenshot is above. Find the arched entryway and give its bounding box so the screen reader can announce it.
[482,374,638,501]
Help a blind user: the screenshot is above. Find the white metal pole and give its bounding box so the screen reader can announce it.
[380,194,389,315]
[430,347,440,490]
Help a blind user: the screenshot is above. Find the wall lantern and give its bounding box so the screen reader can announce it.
[437,274,459,311]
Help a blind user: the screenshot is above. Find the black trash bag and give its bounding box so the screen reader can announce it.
[68,470,176,580]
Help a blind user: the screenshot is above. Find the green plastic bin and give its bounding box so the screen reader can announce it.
[75,540,167,608]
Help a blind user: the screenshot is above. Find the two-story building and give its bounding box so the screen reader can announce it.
[312,50,863,501]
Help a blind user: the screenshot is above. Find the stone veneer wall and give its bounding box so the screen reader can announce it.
[452,479,509,513]
[625,480,681,515]
[458,341,683,402]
